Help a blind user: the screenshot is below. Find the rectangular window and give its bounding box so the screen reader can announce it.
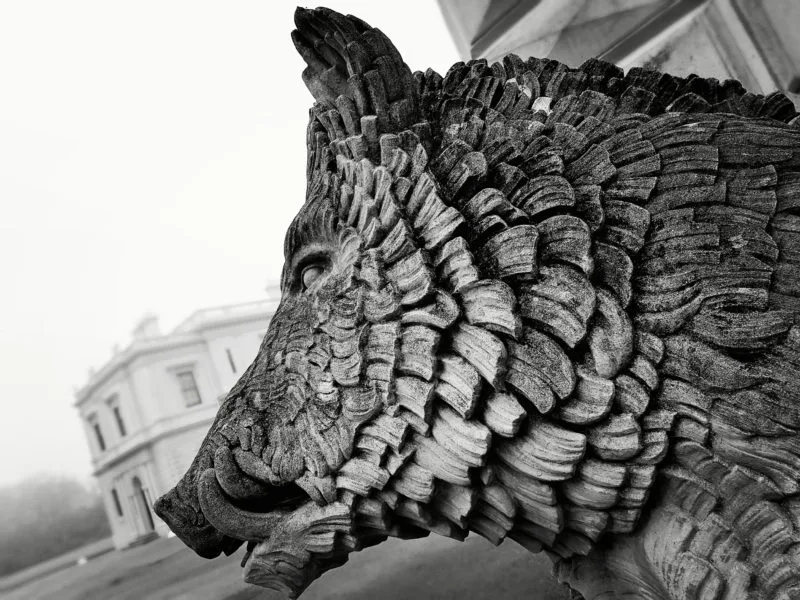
[225,348,237,374]
[111,488,123,517]
[112,405,127,437]
[176,370,202,406]
[92,422,106,452]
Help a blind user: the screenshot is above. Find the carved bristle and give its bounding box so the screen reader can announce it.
[157,6,800,599]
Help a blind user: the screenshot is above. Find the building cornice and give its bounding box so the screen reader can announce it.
[91,406,218,475]
[74,299,275,407]
[170,298,277,335]
[74,334,206,407]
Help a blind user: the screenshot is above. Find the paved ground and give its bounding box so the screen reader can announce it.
[0,537,114,593]
[5,534,570,599]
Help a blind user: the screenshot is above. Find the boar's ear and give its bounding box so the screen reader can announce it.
[292,6,420,137]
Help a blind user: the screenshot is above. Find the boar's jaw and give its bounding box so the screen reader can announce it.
[240,498,355,598]
[152,486,243,559]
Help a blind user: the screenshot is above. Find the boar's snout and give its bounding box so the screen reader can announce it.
[153,487,243,559]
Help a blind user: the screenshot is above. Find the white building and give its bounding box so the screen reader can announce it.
[75,298,277,549]
[438,0,800,99]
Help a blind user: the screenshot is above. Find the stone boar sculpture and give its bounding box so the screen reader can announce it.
[155,6,800,599]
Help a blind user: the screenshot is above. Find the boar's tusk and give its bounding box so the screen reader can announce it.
[213,446,273,500]
[198,468,290,542]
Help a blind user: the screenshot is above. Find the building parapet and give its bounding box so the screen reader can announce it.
[89,404,218,475]
[171,298,278,335]
[75,297,277,407]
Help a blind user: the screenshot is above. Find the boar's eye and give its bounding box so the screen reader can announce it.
[300,262,327,291]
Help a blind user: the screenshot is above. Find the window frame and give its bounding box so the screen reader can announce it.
[225,347,237,374]
[88,415,106,452]
[111,487,124,517]
[175,368,202,407]
[106,394,127,438]
[112,405,127,437]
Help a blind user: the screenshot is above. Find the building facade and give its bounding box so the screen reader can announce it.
[438,0,800,99]
[75,298,277,549]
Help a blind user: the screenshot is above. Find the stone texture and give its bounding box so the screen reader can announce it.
[154,6,800,600]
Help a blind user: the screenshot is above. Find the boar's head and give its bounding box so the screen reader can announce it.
[155,5,800,600]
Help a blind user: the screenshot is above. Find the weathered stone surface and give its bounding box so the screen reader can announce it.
[154,6,800,600]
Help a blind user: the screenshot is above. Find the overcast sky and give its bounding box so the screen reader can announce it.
[0,1,459,486]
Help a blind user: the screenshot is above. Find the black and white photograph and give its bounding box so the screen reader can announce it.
[1,1,799,599]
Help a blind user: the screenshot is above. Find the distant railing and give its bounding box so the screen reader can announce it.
[171,298,278,334]
[76,293,280,403]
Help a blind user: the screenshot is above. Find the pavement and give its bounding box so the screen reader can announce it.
[4,533,571,599]
[0,537,115,594]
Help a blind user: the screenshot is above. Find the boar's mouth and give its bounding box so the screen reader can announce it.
[196,467,310,543]
[153,489,242,559]
[153,445,315,561]
[196,466,354,598]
